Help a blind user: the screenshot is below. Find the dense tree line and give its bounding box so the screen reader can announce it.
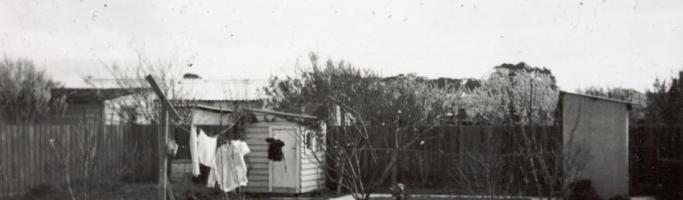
[263,53,447,127]
[0,57,65,124]
[265,53,683,128]
[643,75,683,125]
[264,55,559,126]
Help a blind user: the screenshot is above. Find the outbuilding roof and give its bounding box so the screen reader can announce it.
[560,91,636,110]
[191,104,317,119]
[86,78,269,101]
[176,79,267,101]
[51,88,136,103]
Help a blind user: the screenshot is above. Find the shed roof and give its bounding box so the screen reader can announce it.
[245,108,317,119]
[195,105,234,113]
[560,91,635,110]
[191,105,317,120]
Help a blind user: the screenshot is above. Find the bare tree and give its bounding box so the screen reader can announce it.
[516,99,591,200]
[48,124,102,200]
[448,129,520,200]
[91,51,194,125]
[302,77,447,200]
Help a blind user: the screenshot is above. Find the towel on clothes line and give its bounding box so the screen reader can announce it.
[189,125,200,176]
[197,129,217,166]
[207,140,250,192]
[189,128,217,177]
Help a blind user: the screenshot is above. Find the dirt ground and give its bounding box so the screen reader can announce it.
[0,176,475,200]
[0,178,335,200]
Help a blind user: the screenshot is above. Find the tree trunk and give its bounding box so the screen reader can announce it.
[336,161,345,195]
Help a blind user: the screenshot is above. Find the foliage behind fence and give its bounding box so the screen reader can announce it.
[0,124,158,197]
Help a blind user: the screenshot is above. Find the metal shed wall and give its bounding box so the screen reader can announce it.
[562,92,629,199]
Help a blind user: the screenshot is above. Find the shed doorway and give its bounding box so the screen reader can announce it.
[270,126,299,192]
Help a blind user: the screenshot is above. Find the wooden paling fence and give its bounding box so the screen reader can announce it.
[327,125,562,194]
[393,126,559,188]
[326,125,683,196]
[2,123,680,197]
[630,126,683,199]
[0,124,159,197]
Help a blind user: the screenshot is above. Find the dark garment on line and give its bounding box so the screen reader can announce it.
[192,164,211,184]
[265,138,285,161]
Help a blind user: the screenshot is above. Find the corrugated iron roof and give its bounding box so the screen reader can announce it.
[176,79,267,101]
[87,78,269,101]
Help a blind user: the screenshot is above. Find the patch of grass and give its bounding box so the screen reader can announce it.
[18,184,69,200]
[0,180,158,200]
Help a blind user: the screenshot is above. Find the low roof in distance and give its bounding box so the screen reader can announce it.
[86,78,268,101]
[51,88,136,102]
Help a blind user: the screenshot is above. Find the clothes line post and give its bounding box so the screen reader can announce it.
[159,109,169,200]
[146,75,181,200]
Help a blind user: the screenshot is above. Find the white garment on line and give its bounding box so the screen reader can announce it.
[197,129,217,167]
[207,140,250,192]
[189,125,200,176]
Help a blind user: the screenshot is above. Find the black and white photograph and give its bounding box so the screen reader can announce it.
[1,0,682,199]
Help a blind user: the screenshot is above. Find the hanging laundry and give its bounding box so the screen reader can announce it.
[189,125,200,176]
[265,138,285,161]
[234,140,251,182]
[207,140,251,192]
[192,164,211,184]
[197,129,217,167]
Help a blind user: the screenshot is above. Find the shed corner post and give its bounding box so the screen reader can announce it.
[268,125,273,193]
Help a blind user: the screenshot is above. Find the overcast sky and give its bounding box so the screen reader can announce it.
[1,0,682,92]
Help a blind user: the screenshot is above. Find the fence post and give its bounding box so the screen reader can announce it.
[158,110,169,200]
[391,128,398,186]
[458,126,464,168]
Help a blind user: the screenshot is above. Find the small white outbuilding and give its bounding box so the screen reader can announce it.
[179,105,326,194]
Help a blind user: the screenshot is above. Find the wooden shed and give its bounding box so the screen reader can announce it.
[176,105,326,194]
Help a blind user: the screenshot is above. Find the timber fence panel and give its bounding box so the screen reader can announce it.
[0,124,160,197]
[34,125,41,189]
[28,126,34,190]
[0,126,6,195]
[19,126,26,195]
[327,125,563,192]
[2,126,8,195]
[11,126,18,196]
[7,126,15,196]
[1,126,10,195]
[630,125,683,197]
